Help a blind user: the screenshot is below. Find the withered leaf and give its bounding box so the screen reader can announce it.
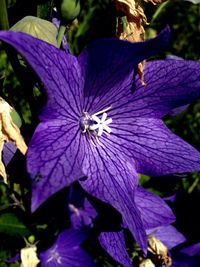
[0,97,27,183]
[20,246,40,267]
[115,0,147,42]
[148,235,172,267]
[144,0,168,4]
[115,0,147,83]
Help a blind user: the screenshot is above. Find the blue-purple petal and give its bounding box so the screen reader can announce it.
[68,187,97,230]
[40,229,96,267]
[135,187,175,229]
[3,141,16,165]
[79,26,170,114]
[99,231,132,267]
[110,117,200,176]
[171,254,200,267]
[180,243,200,256]
[147,225,186,250]
[0,31,84,121]
[27,120,85,211]
[132,59,200,118]
[80,142,147,252]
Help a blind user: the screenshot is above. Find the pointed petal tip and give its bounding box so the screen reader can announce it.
[31,197,40,213]
[30,186,46,213]
[155,24,171,50]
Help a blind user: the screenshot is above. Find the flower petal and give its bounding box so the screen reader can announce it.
[27,120,85,211]
[99,231,132,267]
[110,117,200,176]
[80,143,147,251]
[147,225,186,250]
[78,26,170,113]
[3,141,16,166]
[181,243,200,257]
[132,59,200,118]
[67,186,97,230]
[135,187,175,229]
[40,229,96,267]
[0,31,83,121]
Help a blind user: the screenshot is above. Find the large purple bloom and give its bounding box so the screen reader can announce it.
[1,27,200,250]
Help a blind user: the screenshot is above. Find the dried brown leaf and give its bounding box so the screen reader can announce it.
[20,246,40,267]
[115,0,147,42]
[115,0,147,83]
[0,139,7,183]
[0,97,27,183]
[139,259,155,267]
[144,0,168,5]
[147,235,172,267]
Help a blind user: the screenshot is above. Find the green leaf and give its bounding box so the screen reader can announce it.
[184,0,200,3]
[10,109,22,128]
[37,1,53,20]
[0,213,30,237]
[10,16,58,47]
[0,0,9,30]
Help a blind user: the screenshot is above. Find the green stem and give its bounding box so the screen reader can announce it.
[57,24,66,48]
[0,0,9,30]
[188,178,199,194]
[37,0,53,20]
[151,0,170,23]
[0,1,39,125]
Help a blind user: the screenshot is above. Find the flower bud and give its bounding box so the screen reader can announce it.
[55,0,80,23]
[10,16,58,47]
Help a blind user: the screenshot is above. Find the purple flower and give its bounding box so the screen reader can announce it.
[98,186,175,266]
[40,229,96,267]
[146,226,200,267]
[67,186,97,230]
[0,26,200,251]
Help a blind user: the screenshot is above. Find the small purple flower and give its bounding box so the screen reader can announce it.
[40,229,96,267]
[67,186,97,230]
[0,26,200,251]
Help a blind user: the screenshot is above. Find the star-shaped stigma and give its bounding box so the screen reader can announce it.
[80,106,112,146]
[89,106,112,137]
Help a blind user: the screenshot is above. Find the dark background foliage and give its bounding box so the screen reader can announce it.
[0,0,200,266]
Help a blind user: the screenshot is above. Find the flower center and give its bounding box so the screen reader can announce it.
[47,246,62,264]
[80,105,112,142]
